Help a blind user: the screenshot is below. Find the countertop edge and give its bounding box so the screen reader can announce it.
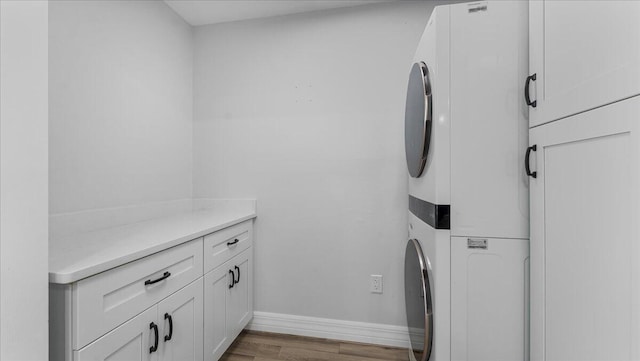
[49,212,256,284]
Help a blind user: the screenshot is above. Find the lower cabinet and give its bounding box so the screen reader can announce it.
[50,220,255,361]
[203,266,231,360]
[227,249,253,338]
[204,248,253,361]
[75,306,157,361]
[158,280,204,361]
[76,279,203,361]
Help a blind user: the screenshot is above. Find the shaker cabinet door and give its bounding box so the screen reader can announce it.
[227,249,253,340]
[75,307,158,361]
[528,0,640,127]
[203,248,254,361]
[529,96,640,361]
[204,264,232,361]
[158,280,203,361]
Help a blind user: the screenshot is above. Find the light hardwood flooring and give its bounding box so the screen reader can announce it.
[220,331,409,361]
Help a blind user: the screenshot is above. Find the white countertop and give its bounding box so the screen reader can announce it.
[49,207,256,284]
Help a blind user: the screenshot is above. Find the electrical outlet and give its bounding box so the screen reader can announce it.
[370,275,383,294]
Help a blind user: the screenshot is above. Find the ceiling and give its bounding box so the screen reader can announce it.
[164,0,395,26]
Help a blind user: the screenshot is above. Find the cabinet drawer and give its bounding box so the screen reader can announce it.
[73,238,203,349]
[74,306,157,361]
[204,220,252,273]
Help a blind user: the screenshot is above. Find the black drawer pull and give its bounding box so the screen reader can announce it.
[525,73,537,108]
[150,322,159,353]
[525,145,537,178]
[234,265,240,284]
[227,238,240,246]
[164,313,173,342]
[145,271,171,286]
[229,269,235,289]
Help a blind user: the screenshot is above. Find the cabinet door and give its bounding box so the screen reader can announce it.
[203,263,232,361]
[529,96,640,361]
[227,248,253,339]
[158,279,203,361]
[75,307,158,361]
[528,1,640,127]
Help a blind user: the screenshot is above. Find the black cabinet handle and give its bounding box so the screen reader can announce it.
[149,322,159,353]
[145,271,171,286]
[525,73,537,108]
[229,269,235,289]
[227,238,240,246]
[525,145,537,178]
[234,265,240,284]
[164,313,173,342]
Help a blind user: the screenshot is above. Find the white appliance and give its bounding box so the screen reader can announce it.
[403,2,530,360]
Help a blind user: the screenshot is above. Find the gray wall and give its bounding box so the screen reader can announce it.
[49,0,193,215]
[193,1,436,326]
[47,0,449,330]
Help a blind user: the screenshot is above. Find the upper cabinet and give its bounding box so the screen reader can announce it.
[527,1,640,127]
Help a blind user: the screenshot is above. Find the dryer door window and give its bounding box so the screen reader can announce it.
[405,238,433,361]
[405,62,433,178]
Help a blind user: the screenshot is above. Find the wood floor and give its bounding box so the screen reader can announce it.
[220,330,410,361]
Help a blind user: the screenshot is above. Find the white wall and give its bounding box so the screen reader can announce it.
[49,0,193,216]
[0,1,49,359]
[193,2,436,327]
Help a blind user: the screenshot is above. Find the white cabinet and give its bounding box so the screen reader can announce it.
[75,307,157,361]
[226,250,253,339]
[202,221,254,360]
[158,280,203,361]
[50,218,255,361]
[75,280,203,361]
[528,96,640,361]
[527,1,640,127]
[204,233,254,361]
[203,264,231,361]
[74,239,203,348]
[204,220,252,272]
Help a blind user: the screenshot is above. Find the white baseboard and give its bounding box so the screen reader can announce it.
[246,311,410,348]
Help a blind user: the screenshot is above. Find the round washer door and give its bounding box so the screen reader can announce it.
[404,238,433,361]
[404,62,433,178]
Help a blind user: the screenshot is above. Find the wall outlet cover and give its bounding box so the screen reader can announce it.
[370,275,383,294]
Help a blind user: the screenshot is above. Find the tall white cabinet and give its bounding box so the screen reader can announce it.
[529,97,640,361]
[527,0,640,127]
[527,3,640,359]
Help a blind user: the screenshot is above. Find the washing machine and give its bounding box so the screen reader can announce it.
[404,2,530,361]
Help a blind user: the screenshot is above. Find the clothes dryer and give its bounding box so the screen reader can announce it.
[404,2,530,360]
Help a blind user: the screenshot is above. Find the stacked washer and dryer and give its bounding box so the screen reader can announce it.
[403,2,530,361]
